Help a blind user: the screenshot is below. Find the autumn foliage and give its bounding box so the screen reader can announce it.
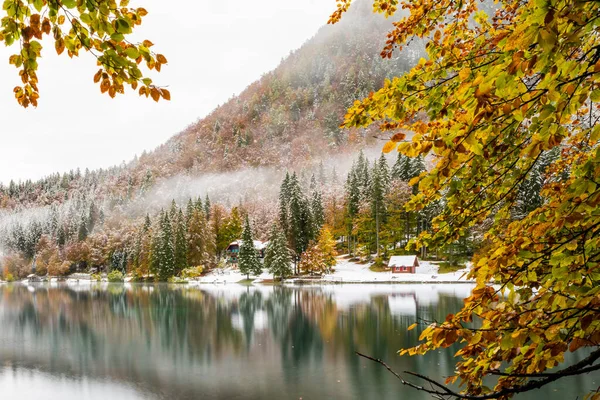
[1,0,169,107]
[332,0,600,398]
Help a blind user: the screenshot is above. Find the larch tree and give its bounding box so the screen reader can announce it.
[331,0,600,398]
[316,226,337,273]
[238,216,262,280]
[1,0,169,107]
[216,206,242,257]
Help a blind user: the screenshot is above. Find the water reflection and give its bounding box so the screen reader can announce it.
[0,284,595,399]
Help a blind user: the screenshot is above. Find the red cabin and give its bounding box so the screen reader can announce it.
[388,255,419,273]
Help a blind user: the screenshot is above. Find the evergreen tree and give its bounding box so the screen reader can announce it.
[311,190,325,233]
[87,201,97,233]
[278,172,291,236]
[288,173,314,271]
[204,195,211,220]
[264,223,293,280]
[309,174,317,191]
[409,156,426,179]
[516,164,543,218]
[186,199,195,226]
[194,196,203,212]
[331,166,339,184]
[238,216,262,279]
[156,211,175,281]
[378,153,391,190]
[392,152,413,181]
[356,150,370,199]
[370,160,387,255]
[77,214,88,242]
[57,225,66,247]
[346,165,361,218]
[174,209,188,275]
[169,199,178,222]
[318,161,327,184]
[344,164,361,255]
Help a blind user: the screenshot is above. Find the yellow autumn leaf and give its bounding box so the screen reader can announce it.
[382,140,397,153]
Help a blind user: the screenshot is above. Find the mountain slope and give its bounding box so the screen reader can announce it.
[0,0,421,212]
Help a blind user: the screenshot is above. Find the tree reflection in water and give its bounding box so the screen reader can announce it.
[0,284,594,400]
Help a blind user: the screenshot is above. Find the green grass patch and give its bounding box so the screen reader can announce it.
[369,264,389,273]
[438,261,465,274]
[237,278,255,285]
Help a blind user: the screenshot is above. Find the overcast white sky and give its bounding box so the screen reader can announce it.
[0,0,334,185]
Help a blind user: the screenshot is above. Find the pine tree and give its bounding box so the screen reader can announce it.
[135,215,153,277]
[174,210,188,275]
[57,225,66,247]
[516,164,543,218]
[356,150,370,199]
[393,153,413,181]
[288,173,314,271]
[186,199,195,226]
[238,216,262,280]
[344,163,361,255]
[391,152,404,181]
[331,167,339,184]
[318,161,327,184]
[346,164,361,218]
[370,160,388,255]
[169,199,178,222]
[409,156,426,179]
[77,214,88,242]
[204,195,211,220]
[311,190,325,233]
[378,153,391,191]
[194,196,203,212]
[278,172,291,236]
[87,201,97,233]
[156,211,175,281]
[264,223,292,281]
[309,174,317,191]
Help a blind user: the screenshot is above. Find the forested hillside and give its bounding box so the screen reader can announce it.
[0,1,423,279]
[0,1,421,212]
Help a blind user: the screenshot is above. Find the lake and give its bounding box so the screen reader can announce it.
[0,283,595,399]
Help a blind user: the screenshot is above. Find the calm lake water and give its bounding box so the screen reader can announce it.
[0,283,596,399]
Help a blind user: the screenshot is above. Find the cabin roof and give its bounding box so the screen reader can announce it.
[388,255,419,266]
[227,240,267,250]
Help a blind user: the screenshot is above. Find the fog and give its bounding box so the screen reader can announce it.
[126,144,389,216]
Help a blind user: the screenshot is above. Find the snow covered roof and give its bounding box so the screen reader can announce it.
[228,240,267,250]
[253,240,267,250]
[388,255,419,267]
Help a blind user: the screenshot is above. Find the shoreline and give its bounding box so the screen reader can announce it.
[1,258,475,286]
[0,275,475,286]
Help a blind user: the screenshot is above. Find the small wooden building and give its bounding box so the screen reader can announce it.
[388,255,419,274]
[226,240,267,264]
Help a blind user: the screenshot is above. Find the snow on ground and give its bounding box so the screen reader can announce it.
[188,255,473,285]
[321,256,473,284]
[10,256,474,286]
